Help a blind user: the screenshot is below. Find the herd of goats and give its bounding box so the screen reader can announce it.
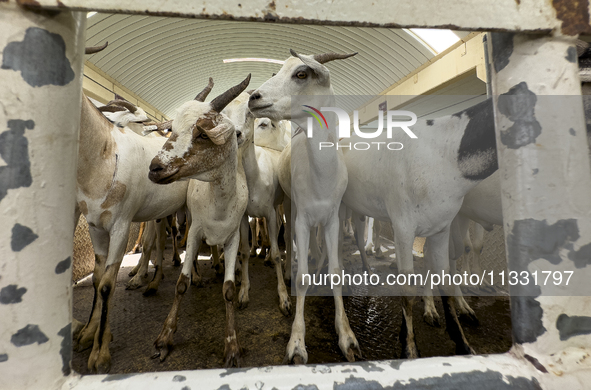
[71,40,591,374]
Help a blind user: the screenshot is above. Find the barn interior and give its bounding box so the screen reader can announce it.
[71,13,514,375]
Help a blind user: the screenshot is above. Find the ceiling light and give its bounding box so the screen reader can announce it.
[406,28,460,54]
[223,58,285,65]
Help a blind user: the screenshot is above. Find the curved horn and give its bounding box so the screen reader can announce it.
[98,105,126,113]
[107,99,138,113]
[144,120,173,133]
[210,74,251,113]
[312,52,357,64]
[195,77,214,102]
[85,42,108,55]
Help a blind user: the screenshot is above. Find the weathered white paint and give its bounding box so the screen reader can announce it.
[0,3,85,389]
[2,1,591,389]
[17,0,590,35]
[489,33,591,374]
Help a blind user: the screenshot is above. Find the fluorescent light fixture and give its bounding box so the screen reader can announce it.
[406,28,461,54]
[87,12,97,18]
[223,58,285,65]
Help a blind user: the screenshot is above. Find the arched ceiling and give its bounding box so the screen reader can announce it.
[85,13,435,118]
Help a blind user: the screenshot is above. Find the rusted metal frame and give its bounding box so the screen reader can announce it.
[488,32,591,378]
[15,0,591,36]
[0,3,86,389]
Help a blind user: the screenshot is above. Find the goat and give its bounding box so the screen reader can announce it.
[254,117,291,151]
[341,98,499,358]
[422,170,502,326]
[222,92,291,316]
[249,50,360,364]
[97,99,149,132]
[149,75,251,367]
[74,48,213,373]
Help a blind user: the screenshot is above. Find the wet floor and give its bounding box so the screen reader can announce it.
[72,237,512,375]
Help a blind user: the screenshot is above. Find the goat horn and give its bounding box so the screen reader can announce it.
[98,105,126,113]
[85,42,108,55]
[210,74,251,113]
[107,99,138,113]
[312,52,357,64]
[149,120,173,132]
[195,77,214,102]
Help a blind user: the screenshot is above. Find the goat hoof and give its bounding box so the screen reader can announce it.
[126,281,142,290]
[423,313,441,328]
[143,285,158,296]
[287,354,306,365]
[344,346,362,362]
[224,339,242,368]
[279,298,292,317]
[455,343,476,355]
[401,345,420,359]
[96,358,112,375]
[151,347,170,362]
[238,299,249,310]
[459,312,479,326]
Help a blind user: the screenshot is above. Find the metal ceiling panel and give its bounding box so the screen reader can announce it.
[85,14,434,117]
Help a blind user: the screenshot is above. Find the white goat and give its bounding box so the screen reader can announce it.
[254,117,291,151]
[249,50,360,364]
[97,99,149,131]
[342,98,498,358]
[222,93,291,316]
[149,75,251,367]
[74,52,211,373]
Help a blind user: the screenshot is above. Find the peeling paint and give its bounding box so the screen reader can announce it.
[292,385,319,390]
[11,324,49,346]
[511,296,546,344]
[0,284,27,304]
[491,33,513,73]
[389,360,404,370]
[567,242,591,268]
[101,373,140,382]
[566,46,578,63]
[497,82,541,149]
[55,256,71,274]
[0,120,34,203]
[357,361,385,373]
[219,367,252,377]
[1,27,75,87]
[11,223,38,252]
[333,370,542,389]
[57,323,72,375]
[556,313,591,340]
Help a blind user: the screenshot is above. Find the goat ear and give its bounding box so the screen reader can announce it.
[204,121,235,146]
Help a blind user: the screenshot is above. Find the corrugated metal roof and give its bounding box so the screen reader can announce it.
[85,14,434,118]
